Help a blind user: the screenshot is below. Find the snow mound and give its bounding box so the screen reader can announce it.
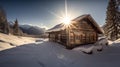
[73,44,94,54]
[73,38,108,54]
[73,44,104,54]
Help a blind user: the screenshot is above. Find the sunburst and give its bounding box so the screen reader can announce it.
[61,0,71,26]
[61,16,71,25]
[50,0,72,27]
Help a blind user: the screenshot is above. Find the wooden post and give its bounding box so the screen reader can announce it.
[66,26,71,48]
[66,27,69,46]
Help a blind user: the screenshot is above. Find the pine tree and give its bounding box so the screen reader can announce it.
[13,19,23,36]
[104,0,120,40]
[13,19,19,35]
[116,0,120,39]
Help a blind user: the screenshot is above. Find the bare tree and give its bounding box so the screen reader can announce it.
[0,6,9,34]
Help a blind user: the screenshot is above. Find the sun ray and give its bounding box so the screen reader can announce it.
[49,11,63,19]
[49,0,74,27]
[65,0,68,17]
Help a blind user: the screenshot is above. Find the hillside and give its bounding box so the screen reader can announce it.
[19,25,46,35]
[0,33,36,51]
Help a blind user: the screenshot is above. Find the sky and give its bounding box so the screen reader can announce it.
[0,0,109,29]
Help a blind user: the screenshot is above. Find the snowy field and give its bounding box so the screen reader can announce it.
[0,38,120,67]
[0,33,36,51]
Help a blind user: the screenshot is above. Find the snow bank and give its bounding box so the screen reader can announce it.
[73,44,94,54]
[0,33,36,51]
[114,38,120,43]
[109,38,120,46]
[73,44,104,54]
[73,38,108,54]
[108,40,113,45]
[0,42,15,51]
[95,38,108,45]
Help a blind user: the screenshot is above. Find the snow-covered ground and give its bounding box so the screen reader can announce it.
[0,38,120,67]
[0,33,36,51]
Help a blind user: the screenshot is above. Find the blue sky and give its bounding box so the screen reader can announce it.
[0,0,108,29]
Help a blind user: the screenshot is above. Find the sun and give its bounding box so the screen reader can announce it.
[50,0,73,26]
[61,16,71,25]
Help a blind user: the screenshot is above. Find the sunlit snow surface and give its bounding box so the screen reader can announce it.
[0,33,36,51]
[0,37,120,67]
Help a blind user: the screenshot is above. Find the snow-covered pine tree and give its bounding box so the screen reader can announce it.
[104,0,120,40]
[116,0,120,39]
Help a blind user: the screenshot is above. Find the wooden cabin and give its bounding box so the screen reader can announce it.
[47,14,103,48]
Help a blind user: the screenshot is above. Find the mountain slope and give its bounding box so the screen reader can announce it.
[19,25,46,35]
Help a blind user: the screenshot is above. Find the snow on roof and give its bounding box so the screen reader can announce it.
[47,14,90,33]
[46,23,66,32]
[72,14,90,21]
[47,14,103,34]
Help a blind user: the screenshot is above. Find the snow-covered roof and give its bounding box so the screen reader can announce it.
[47,23,66,32]
[47,14,103,34]
[72,14,89,21]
